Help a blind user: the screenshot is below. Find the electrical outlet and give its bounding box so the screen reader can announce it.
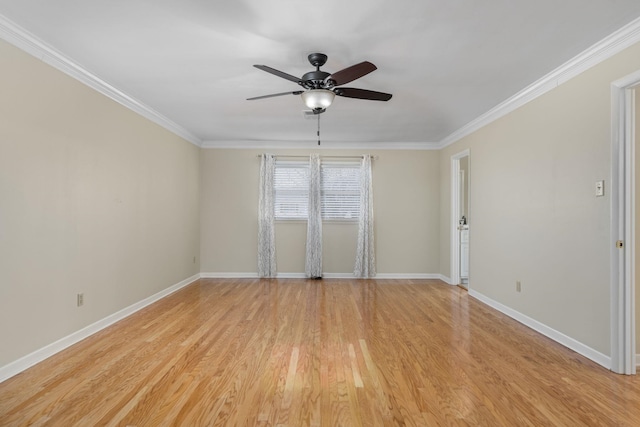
[516,281,521,292]
[77,293,84,307]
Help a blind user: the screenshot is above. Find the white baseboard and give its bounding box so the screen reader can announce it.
[437,275,453,285]
[275,273,307,279]
[469,289,612,370]
[373,273,444,280]
[200,272,449,281]
[199,272,259,279]
[0,273,201,384]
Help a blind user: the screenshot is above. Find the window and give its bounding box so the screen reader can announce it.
[321,163,360,220]
[274,162,309,220]
[274,161,361,221]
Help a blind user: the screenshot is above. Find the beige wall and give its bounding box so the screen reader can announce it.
[4,26,639,371]
[439,42,640,356]
[200,149,440,275]
[0,40,200,367]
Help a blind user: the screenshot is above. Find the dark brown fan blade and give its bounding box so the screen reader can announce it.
[327,61,377,86]
[253,65,302,84]
[247,91,304,101]
[334,87,392,101]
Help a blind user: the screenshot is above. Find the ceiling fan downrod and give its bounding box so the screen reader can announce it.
[301,53,331,89]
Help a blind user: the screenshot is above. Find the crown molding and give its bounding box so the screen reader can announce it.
[438,16,640,149]
[201,140,440,150]
[0,13,202,147]
[4,9,639,151]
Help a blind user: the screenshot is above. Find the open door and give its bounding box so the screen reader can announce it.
[451,150,470,288]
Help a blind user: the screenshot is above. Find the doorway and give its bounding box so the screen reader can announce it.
[451,150,470,288]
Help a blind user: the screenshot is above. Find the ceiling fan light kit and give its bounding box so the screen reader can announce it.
[248,52,392,114]
[301,89,335,111]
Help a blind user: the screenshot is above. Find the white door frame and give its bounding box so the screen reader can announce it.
[451,149,470,286]
[611,71,639,374]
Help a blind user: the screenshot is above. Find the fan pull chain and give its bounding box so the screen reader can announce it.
[317,114,321,146]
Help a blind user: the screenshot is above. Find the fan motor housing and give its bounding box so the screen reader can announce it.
[301,70,331,88]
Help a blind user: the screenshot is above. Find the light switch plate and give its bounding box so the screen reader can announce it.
[595,180,604,197]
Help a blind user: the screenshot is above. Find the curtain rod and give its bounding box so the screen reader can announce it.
[257,154,378,160]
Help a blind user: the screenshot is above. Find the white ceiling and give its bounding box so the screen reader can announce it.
[1,0,640,146]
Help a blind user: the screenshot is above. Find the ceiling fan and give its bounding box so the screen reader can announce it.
[247,53,392,114]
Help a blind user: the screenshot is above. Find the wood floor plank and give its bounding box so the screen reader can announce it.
[2,278,640,426]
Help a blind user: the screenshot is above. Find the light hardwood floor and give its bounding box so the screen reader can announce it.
[1,278,639,426]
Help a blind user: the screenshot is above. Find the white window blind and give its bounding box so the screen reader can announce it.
[274,161,361,221]
[274,162,309,220]
[321,163,360,220]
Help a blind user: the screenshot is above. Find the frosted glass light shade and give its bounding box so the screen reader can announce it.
[301,89,335,109]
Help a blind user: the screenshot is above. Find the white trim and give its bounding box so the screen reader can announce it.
[199,272,259,279]
[439,16,640,149]
[0,13,202,147]
[637,354,640,368]
[275,273,307,279]
[201,140,439,150]
[3,9,640,152]
[450,150,470,286]
[0,274,200,383]
[451,154,461,286]
[371,273,446,280]
[438,275,454,285]
[200,272,448,280]
[610,73,640,375]
[611,78,626,373]
[200,272,309,279]
[625,86,637,375]
[469,290,612,370]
